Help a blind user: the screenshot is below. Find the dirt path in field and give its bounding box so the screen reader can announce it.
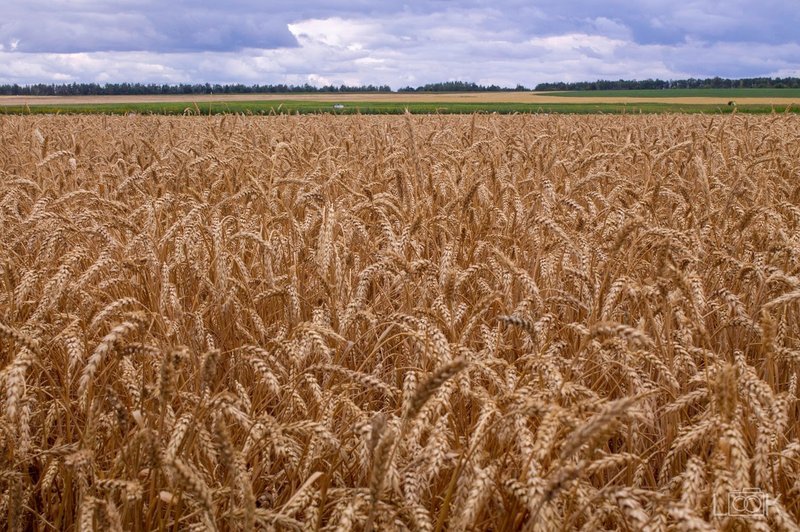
[1,92,798,106]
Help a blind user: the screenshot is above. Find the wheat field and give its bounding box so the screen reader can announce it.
[1,112,799,531]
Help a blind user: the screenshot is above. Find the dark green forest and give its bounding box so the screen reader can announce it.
[534,76,800,91]
[2,77,799,96]
[0,82,392,96]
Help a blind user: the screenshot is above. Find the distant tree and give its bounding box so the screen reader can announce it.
[398,81,527,92]
[533,77,800,91]
[0,82,393,96]
[0,77,796,97]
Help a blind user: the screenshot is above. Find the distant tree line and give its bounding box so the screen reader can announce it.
[534,77,800,91]
[0,82,393,96]
[3,77,798,96]
[398,81,529,92]
[0,81,529,96]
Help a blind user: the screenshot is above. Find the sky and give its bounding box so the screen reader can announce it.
[1,1,799,88]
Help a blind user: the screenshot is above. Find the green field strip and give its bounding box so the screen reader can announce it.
[0,100,796,115]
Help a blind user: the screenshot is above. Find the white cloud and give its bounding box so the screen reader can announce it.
[289,18,381,50]
[527,34,627,56]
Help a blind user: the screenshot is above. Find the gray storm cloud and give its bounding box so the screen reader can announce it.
[1,3,298,53]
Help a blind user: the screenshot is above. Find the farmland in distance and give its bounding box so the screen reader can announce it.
[1,89,799,115]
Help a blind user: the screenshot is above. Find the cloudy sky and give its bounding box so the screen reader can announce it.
[1,1,798,88]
